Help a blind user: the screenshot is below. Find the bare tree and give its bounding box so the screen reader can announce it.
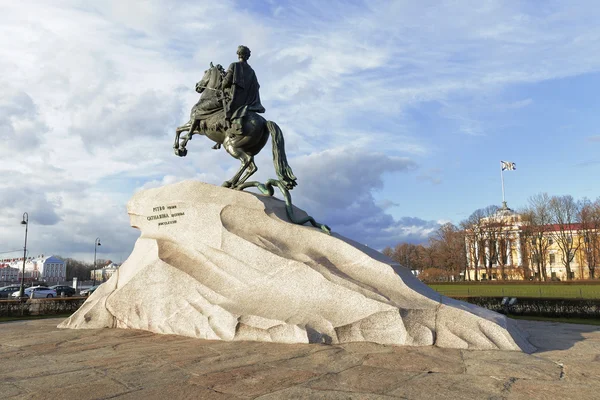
[382,247,394,259]
[513,233,532,280]
[579,198,600,279]
[419,245,437,272]
[462,212,482,281]
[549,195,582,280]
[461,207,498,281]
[480,207,513,280]
[520,193,553,281]
[393,243,419,271]
[479,206,501,280]
[62,257,94,281]
[384,243,428,275]
[429,223,466,281]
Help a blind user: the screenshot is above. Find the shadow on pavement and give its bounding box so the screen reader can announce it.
[516,319,600,352]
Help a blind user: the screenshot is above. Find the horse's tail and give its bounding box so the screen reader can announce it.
[266,120,297,190]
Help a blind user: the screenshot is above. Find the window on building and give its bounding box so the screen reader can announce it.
[548,238,553,245]
[549,254,555,265]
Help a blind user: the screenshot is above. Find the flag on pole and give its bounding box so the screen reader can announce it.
[501,161,516,171]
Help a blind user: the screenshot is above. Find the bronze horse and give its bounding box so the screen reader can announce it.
[174,63,296,190]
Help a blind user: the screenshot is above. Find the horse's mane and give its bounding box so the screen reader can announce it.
[199,64,224,102]
[207,64,224,87]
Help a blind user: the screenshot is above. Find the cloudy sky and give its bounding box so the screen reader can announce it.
[2,0,600,262]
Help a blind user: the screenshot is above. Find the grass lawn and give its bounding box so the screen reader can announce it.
[509,315,600,326]
[428,283,600,299]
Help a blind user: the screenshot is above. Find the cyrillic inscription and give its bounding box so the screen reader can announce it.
[149,205,185,227]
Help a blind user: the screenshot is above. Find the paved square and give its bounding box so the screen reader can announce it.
[1,318,599,399]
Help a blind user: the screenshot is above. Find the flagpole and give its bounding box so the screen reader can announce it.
[500,162,506,206]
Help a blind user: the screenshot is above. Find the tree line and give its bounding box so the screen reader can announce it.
[384,194,600,282]
[58,257,112,281]
[383,223,466,282]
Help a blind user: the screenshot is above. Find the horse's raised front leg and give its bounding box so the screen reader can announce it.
[176,119,192,134]
[173,131,184,156]
[174,120,192,156]
[175,120,200,157]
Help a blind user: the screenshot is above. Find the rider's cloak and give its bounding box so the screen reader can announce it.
[223,61,266,121]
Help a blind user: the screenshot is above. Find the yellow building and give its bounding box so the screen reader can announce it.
[464,206,595,281]
[91,262,120,283]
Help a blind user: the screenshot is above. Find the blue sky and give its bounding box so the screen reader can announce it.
[1,1,600,262]
[381,70,600,220]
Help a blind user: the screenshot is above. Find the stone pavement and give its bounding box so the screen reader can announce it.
[0,318,599,399]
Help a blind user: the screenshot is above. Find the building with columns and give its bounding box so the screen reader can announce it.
[464,206,593,281]
[465,206,523,280]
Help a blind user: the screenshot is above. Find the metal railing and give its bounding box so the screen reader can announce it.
[0,297,86,317]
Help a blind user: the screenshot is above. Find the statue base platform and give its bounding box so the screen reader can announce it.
[59,181,534,352]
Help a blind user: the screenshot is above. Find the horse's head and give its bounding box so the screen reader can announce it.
[195,62,224,94]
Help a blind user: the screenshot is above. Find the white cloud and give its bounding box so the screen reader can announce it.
[417,168,443,185]
[0,90,48,154]
[1,1,600,260]
[285,146,437,248]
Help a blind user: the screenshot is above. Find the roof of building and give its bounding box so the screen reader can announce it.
[40,256,65,264]
[0,255,65,269]
[94,262,120,271]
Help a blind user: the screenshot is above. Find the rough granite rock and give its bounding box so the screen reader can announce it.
[58,181,534,352]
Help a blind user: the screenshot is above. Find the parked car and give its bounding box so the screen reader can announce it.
[50,285,76,297]
[80,285,101,296]
[11,286,57,299]
[0,285,21,298]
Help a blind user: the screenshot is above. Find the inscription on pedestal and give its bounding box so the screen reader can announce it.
[148,205,185,227]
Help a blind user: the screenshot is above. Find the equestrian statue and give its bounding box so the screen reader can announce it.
[174,46,329,233]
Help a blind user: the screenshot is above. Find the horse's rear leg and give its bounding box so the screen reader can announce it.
[236,160,257,187]
[223,136,253,188]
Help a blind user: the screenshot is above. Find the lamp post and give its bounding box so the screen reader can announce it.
[19,213,29,298]
[93,237,101,286]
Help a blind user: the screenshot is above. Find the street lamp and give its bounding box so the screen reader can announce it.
[93,237,101,286]
[19,213,29,298]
